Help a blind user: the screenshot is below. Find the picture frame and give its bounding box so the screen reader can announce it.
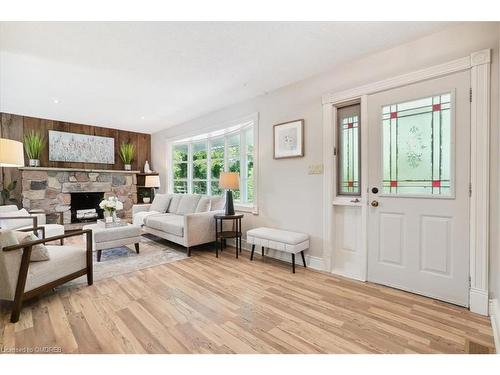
[48,130,115,164]
[273,119,304,159]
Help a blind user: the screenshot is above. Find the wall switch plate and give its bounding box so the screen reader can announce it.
[308,164,324,175]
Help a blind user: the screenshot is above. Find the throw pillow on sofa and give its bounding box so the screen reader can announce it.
[195,197,211,213]
[167,194,182,213]
[176,194,202,215]
[210,196,225,211]
[150,194,172,213]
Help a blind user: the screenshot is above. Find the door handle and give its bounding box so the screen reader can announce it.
[371,200,379,207]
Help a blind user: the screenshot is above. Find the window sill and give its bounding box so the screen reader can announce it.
[235,203,258,215]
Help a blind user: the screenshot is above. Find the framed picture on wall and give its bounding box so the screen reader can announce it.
[273,119,304,159]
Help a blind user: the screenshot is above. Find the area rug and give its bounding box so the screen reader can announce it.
[63,234,188,286]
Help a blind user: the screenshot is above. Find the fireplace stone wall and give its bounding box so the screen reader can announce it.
[20,167,137,227]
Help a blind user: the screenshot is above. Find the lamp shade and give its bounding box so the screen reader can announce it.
[0,138,24,167]
[145,175,161,188]
[219,172,239,190]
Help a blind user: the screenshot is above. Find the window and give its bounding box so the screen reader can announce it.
[382,94,451,195]
[337,104,361,196]
[172,144,188,193]
[169,118,257,209]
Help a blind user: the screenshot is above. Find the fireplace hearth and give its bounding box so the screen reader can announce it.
[70,192,104,223]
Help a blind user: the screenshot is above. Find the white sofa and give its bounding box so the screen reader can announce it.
[132,193,225,256]
[0,205,65,242]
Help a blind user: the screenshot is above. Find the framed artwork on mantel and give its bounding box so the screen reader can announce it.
[273,119,304,159]
[48,130,115,164]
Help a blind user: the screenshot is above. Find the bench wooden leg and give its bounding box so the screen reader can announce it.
[292,253,295,273]
[97,250,102,262]
[301,251,306,268]
[262,246,264,257]
[187,247,191,257]
[134,243,140,254]
[250,244,255,260]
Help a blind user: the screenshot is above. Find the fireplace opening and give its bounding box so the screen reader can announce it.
[70,192,105,223]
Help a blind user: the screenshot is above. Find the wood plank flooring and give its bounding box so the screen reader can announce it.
[0,245,495,354]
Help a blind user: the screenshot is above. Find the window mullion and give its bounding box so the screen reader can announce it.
[240,130,247,204]
[188,143,193,194]
[207,139,211,196]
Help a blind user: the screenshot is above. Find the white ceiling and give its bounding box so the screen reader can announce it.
[0,22,450,134]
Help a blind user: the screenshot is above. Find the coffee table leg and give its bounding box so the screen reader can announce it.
[135,243,140,254]
[97,250,102,262]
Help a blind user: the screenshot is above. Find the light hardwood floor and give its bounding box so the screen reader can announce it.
[0,244,495,354]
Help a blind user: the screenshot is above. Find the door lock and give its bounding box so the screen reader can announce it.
[371,187,379,194]
[371,200,379,207]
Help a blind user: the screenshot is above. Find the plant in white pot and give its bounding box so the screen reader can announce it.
[23,131,45,167]
[99,196,124,223]
[119,142,135,171]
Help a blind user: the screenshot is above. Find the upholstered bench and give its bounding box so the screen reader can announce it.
[83,222,142,262]
[246,227,309,273]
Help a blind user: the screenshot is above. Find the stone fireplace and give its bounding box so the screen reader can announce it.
[20,167,137,229]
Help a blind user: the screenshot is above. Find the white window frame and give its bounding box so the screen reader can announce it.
[166,113,259,214]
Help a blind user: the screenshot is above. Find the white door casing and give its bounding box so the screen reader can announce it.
[366,71,471,306]
[322,49,491,315]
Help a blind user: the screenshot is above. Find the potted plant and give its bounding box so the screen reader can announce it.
[99,196,124,223]
[119,142,135,171]
[23,131,45,167]
[141,189,151,204]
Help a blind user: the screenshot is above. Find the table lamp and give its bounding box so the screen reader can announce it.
[219,172,239,216]
[0,138,24,167]
[144,174,160,202]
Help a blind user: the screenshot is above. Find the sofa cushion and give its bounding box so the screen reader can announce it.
[25,245,87,292]
[150,194,172,213]
[133,210,160,226]
[0,208,33,230]
[144,214,184,237]
[176,194,201,215]
[210,196,225,211]
[195,197,211,213]
[167,194,182,213]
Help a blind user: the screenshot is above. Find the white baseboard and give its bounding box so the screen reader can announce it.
[470,288,489,315]
[490,299,500,354]
[232,238,326,272]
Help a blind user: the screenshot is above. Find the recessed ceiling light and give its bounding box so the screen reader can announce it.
[140,116,145,120]
[52,98,60,104]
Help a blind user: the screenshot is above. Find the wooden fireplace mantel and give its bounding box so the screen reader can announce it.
[18,167,140,174]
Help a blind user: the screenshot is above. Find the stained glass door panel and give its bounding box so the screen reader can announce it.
[337,104,361,195]
[382,94,451,196]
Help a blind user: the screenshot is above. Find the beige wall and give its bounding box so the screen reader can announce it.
[152,22,500,299]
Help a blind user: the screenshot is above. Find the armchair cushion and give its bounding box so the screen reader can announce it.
[150,194,172,213]
[0,208,33,229]
[12,231,50,262]
[25,245,87,292]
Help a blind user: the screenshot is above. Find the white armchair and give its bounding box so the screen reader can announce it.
[0,205,65,244]
[0,228,93,323]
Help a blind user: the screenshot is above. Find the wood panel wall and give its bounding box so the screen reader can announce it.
[0,113,151,206]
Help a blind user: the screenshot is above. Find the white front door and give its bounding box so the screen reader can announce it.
[367,70,471,306]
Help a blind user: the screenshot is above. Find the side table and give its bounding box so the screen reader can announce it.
[214,214,244,258]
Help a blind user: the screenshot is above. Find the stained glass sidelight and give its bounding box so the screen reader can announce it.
[382,93,451,195]
[337,104,361,195]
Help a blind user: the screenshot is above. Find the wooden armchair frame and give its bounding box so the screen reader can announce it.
[3,228,93,323]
